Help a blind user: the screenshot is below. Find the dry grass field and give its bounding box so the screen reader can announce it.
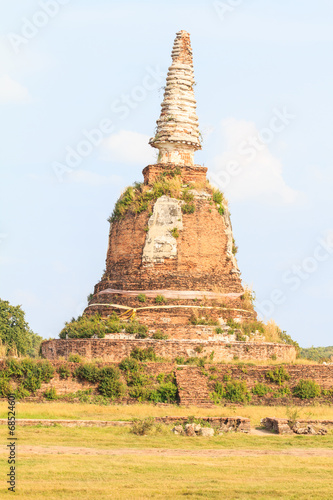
[1,403,333,498]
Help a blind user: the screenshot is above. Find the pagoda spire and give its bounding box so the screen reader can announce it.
[149,30,201,166]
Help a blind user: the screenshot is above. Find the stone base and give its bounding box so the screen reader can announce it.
[41,338,296,363]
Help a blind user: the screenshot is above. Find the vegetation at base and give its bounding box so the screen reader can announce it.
[137,294,147,303]
[130,417,163,435]
[59,313,148,339]
[0,358,55,398]
[266,366,290,385]
[130,347,158,362]
[74,364,124,399]
[300,346,333,363]
[119,357,178,403]
[210,379,251,404]
[0,299,42,357]
[293,379,321,399]
[252,383,270,397]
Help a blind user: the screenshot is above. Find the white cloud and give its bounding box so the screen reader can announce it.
[0,74,30,104]
[101,130,156,166]
[67,169,123,186]
[210,118,300,205]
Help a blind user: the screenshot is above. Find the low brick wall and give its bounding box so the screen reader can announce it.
[41,338,296,363]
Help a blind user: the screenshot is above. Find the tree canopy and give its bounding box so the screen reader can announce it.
[0,299,42,357]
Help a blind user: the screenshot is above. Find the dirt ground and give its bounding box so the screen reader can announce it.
[15,445,333,457]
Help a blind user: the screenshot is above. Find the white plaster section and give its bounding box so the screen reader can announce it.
[142,195,183,265]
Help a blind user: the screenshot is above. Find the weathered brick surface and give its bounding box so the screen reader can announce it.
[41,338,296,363]
[143,164,207,185]
[176,366,211,406]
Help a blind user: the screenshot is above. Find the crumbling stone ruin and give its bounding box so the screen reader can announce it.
[41,30,296,363]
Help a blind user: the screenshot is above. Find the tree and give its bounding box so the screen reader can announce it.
[0,299,42,357]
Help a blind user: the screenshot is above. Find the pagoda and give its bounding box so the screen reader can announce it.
[42,31,296,363]
[85,30,256,337]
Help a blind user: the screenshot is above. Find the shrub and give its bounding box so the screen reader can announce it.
[137,294,146,303]
[130,417,156,435]
[175,356,185,365]
[293,379,321,399]
[224,380,251,403]
[215,327,224,334]
[151,381,178,403]
[0,377,12,397]
[190,313,219,326]
[182,203,195,214]
[98,377,124,399]
[155,295,166,304]
[171,228,179,239]
[44,387,57,400]
[273,386,291,398]
[130,347,157,362]
[266,366,290,386]
[74,363,101,383]
[152,331,168,340]
[14,386,30,399]
[68,354,82,363]
[57,364,71,379]
[6,359,55,394]
[212,189,224,205]
[232,238,238,255]
[119,357,139,373]
[125,321,148,336]
[252,383,270,397]
[214,381,225,399]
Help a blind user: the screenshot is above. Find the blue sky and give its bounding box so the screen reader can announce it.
[0,0,332,347]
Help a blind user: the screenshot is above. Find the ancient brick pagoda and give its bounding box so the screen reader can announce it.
[42,31,296,363]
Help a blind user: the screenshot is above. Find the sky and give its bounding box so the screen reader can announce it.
[0,0,332,347]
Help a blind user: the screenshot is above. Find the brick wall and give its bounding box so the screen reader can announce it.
[41,338,296,363]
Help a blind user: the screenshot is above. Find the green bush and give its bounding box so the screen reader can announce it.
[0,377,12,397]
[68,354,82,363]
[154,381,177,403]
[57,364,71,379]
[152,331,168,340]
[212,190,223,205]
[119,357,139,373]
[59,314,148,339]
[137,294,146,303]
[74,363,101,383]
[273,386,291,398]
[182,203,195,214]
[155,295,166,304]
[266,366,290,386]
[130,417,156,435]
[224,380,251,403]
[293,379,321,399]
[13,386,30,399]
[98,377,124,399]
[252,383,270,397]
[130,347,157,362]
[44,387,57,400]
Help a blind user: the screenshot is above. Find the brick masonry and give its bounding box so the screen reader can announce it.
[41,338,296,363]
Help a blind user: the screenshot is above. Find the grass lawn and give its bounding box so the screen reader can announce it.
[1,401,333,426]
[1,403,333,498]
[1,425,333,499]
